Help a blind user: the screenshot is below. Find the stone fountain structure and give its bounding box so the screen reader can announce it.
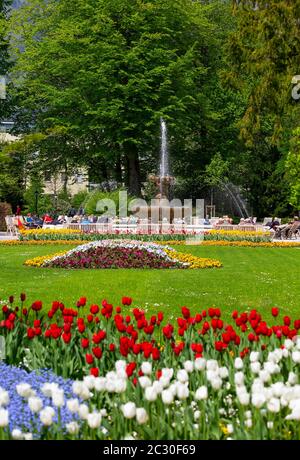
[134,118,190,224]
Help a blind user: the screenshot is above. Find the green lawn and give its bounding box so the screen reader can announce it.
[0,244,300,321]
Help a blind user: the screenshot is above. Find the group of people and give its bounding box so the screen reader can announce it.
[214,215,256,226]
[270,217,300,240]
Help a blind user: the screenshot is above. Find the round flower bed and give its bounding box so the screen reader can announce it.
[23,240,222,269]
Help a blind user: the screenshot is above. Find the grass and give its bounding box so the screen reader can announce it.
[0,244,300,321]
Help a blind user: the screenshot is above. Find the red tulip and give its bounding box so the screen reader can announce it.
[90,367,99,377]
[271,307,279,317]
[85,354,94,365]
[81,338,89,348]
[90,305,99,315]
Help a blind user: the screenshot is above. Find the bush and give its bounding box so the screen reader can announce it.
[84,189,134,216]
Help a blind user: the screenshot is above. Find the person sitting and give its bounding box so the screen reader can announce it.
[266,218,280,230]
[281,217,300,239]
[43,213,53,224]
[275,218,296,239]
[287,219,300,239]
[25,213,33,224]
[204,216,211,225]
[81,215,91,225]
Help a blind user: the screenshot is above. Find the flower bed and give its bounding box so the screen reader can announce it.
[23,240,222,269]
[204,230,272,242]
[0,363,77,438]
[19,230,188,242]
[18,229,272,243]
[1,295,300,439]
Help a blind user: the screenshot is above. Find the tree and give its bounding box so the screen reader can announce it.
[8,0,223,195]
[0,0,12,121]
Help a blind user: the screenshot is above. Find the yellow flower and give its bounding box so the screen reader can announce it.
[165,249,222,269]
[24,251,68,267]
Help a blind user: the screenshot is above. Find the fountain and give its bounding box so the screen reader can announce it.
[134,118,189,224]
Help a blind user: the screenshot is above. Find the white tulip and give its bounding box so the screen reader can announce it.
[78,403,89,420]
[16,383,35,399]
[141,362,152,375]
[258,370,271,383]
[245,419,252,428]
[11,429,23,440]
[28,396,43,413]
[87,412,102,429]
[295,337,300,350]
[234,358,243,370]
[52,389,64,408]
[263,362,277,375]
[282,348,289,358]
[116,369,127,380]
[267,421,274,429]
[252,393,266,408]
[121,402,136,419]
[177,369,189,383]
[271,382,285,398]
[39,407,55,426]
[206,360,218,371]
[183,361,194,373]
[67,398,80,413]
[288,372,298,386]
[168,383,177,396]
[194,410,201,420]
[234,372,244,386]
[72,381,83,396]
[245,410,252,419]
[286,408,300,420]
[0,408,8,427]
[292,351,300,364]
[115,379,127,394]
[100,409,107,417]
[23,433,33,440]
[66,421,80,434]
[267,398,280,413]
[115,360,126,372]
[176,383,189,400]
[250,362,261,374]
[284,339,294,350]
[161,368,174,380]
[106,371,117,380]
[0,389,9,407]
[79,385,92,400]
[83,376,96,390]
[211,377,222,391]
[194,358,206,371]
[160,377,171,388]
[219,367,229,379]
[250,351,260,363]
[195,386,208,401]
[136,408,149,425]
[145,386,158,402]
[41,382,59,398]
[152,381,164,394]
[280,396,289,407]
[237,391,250,406]
[227,424,234,434]
[139,376,152,389]
[105,380,116,393]
[161,389,174,405]
[206,370,218,382]
[94,377,107,392]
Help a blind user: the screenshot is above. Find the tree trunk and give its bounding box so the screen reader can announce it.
[115,155,123,185]
[125,145,141,196]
